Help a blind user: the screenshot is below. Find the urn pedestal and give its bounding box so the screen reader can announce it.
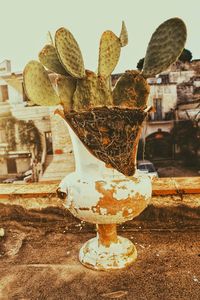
[58,125,152,270]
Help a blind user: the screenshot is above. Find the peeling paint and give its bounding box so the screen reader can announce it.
[58,125,152,270]
[79,235,137,270]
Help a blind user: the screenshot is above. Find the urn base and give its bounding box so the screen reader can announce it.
[79,235,137,271]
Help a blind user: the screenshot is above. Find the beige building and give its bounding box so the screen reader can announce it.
[141,60,200,160]
[0,60,74,181]
[1,59,199,181]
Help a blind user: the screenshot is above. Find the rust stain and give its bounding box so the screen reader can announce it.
[105,163,113,169]
[94,181,147,218]
[102,137,110,146]
[97,224,118,247]
[79,207,90,211]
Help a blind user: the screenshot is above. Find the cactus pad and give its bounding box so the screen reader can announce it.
[39,44,68,75]
[23,60,60,106]
[143,18,187,77]
[46,31,54,46]
[73,70,113,111]
[119,21,128,47]
[113,70,150,109]
[56,75,76,112]
[98,31,121,77]
[23,18,187,175]
[55,27,85,78]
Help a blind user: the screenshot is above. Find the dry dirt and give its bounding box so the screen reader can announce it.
[0,221,200,300]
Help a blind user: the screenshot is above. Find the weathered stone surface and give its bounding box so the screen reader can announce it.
[0,178,199,299]
[0,177,200,231]
[0,228,199,300]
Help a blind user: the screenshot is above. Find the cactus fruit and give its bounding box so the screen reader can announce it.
[56,75,77,112]
[98,31,121,77]
[119,21,128,47]
[143,18,187,77]
[55,27,85,78]
[73,70,112,111]
[23,60,60,106]
[39,44,68,75]
[113,70,150,109]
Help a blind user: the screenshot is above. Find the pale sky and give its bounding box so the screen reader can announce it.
[0,0,199,73]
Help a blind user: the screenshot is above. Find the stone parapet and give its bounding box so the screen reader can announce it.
[0,177,199,231]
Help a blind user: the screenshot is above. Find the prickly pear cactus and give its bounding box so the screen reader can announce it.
[73,70,113,111]
[113,70,150,109]
[56,75,76,112]
[98,31,121,78]
[142,18,187,77]
[23,60,60,106]
[39,44,68,75]
[23,18,187,176]
[55,27,85,78]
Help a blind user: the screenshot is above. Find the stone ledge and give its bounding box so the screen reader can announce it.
[0,177,199,231]
[1,177,200,198]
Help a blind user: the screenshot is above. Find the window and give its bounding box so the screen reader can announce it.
[7,158,17,174]
[0,85,9,102]
[159,74,170,84]
[45,131,53,155]
[153,98,162,121]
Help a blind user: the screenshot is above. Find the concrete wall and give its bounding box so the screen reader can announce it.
[0,159,7,176]
[0,76,24,105]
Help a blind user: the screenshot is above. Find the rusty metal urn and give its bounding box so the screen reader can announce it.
[23,18,187,270]
[58,120,152,270]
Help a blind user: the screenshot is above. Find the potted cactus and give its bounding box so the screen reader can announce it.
[23,18,186,270]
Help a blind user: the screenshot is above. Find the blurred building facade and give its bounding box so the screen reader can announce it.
[143,60,200,162]
[0,60,74,181]
[0,59,199,181]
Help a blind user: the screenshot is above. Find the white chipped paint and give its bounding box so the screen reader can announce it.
[79,235,137,270]
[112,174,151,200]
[99,208,108,215]
[57,126,153,269]
[58,126,152,224]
